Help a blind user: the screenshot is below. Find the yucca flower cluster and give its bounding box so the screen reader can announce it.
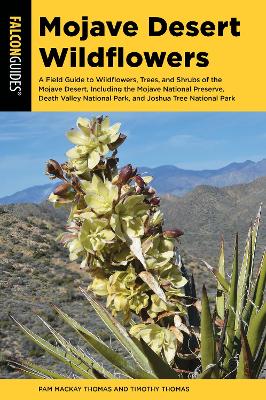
[46,116,187,364]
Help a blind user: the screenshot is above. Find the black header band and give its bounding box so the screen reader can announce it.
[0,0,31,111]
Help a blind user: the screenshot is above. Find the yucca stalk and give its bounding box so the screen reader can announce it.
[43,116,190,365]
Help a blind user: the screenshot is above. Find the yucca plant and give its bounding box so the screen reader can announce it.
[201,207,266,378]
[8,116,265,378]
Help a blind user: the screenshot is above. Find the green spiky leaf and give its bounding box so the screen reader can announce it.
[216,238,225,320]
[237,302,266,378]
[37,315,114,378]
[250,251,266,320]
[253,336,266,378]
[9,315,95,378]
[223,234,238,374]
[8,359,67,379]
[200,285,217,377]
[52,303,155,379]
[236,323,253,378]
[238,250,266,340]
[203,260,229,292]
[236,206,261,329]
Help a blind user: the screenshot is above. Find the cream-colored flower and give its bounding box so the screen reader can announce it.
[130,323,178,365]
[79,214,115,254]
[84,174,118,215]
[66,116,121,173]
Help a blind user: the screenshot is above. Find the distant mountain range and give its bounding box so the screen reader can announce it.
[140,158,266,195]
[0,184,54,205]
[2,158,266,204]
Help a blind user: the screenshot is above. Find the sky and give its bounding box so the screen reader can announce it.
[0,112,266,197]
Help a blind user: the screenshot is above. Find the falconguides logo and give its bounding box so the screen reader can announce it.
[9,16,22,96]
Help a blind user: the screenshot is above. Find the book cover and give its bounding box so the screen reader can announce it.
[0,0,265,399]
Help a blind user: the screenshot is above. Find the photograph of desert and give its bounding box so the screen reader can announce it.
[0,112,265,379]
